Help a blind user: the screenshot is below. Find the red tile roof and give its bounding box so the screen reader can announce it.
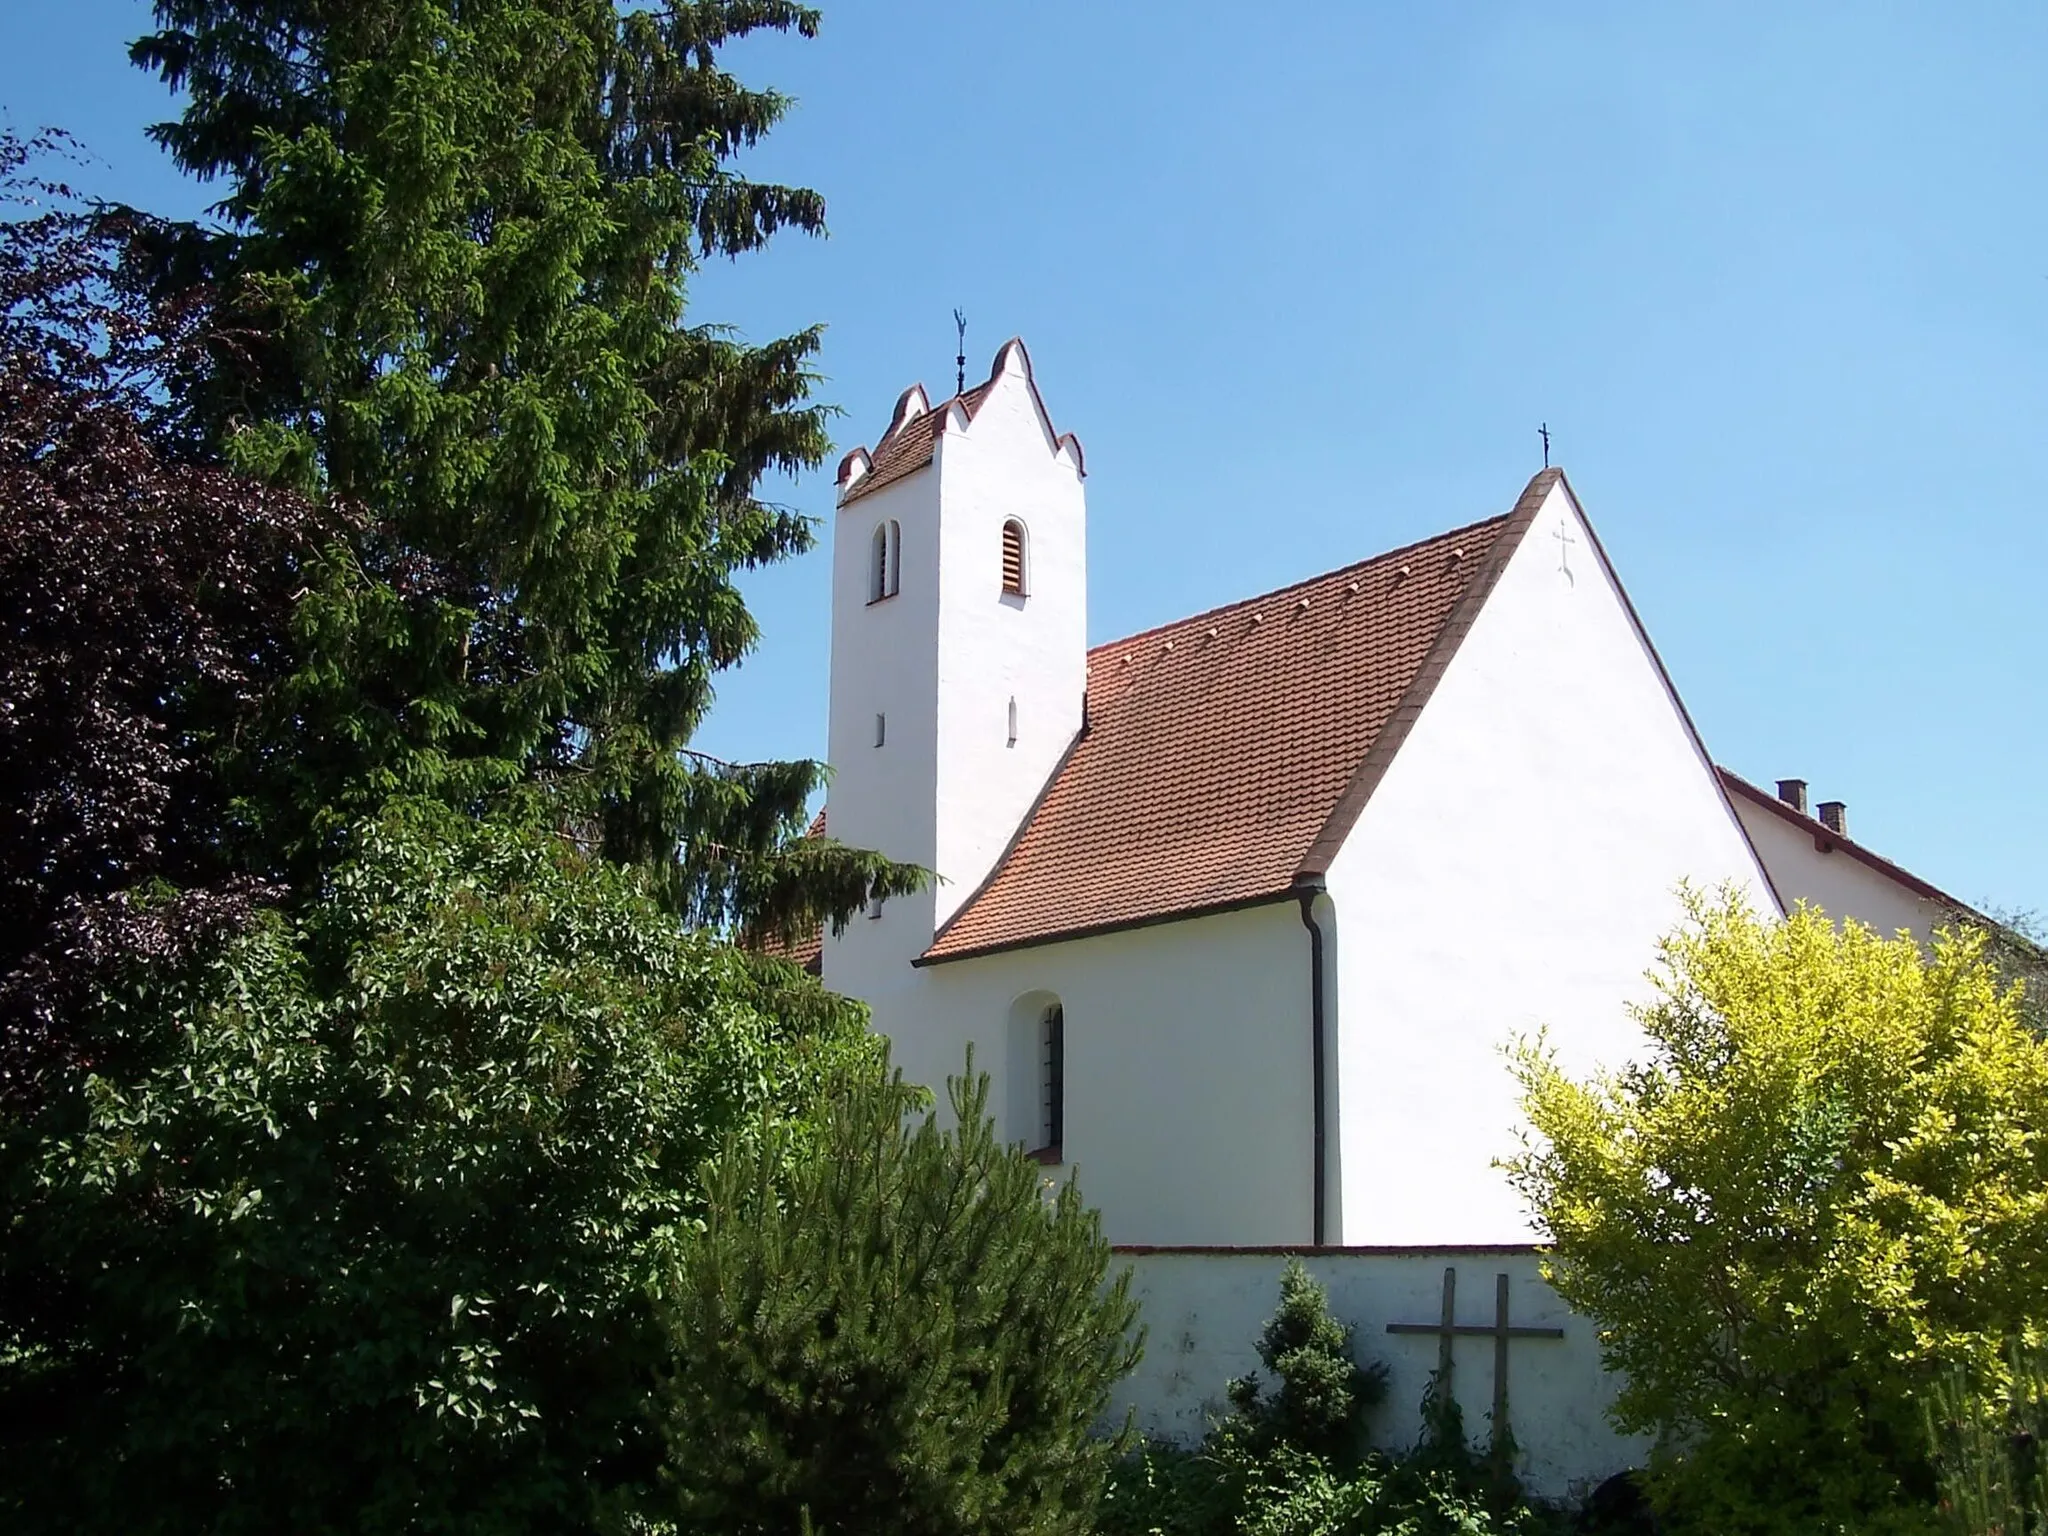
[918,470,1562,963]
[753,810,828,974]
[840,382,993,505]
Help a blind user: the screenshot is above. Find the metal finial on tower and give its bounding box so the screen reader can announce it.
[953,308,967,396]
[1539,422,1551,468]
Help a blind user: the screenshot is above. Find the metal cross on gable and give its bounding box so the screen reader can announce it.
[1386,1267,1564,1471]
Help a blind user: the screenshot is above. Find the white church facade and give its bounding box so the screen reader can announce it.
[797,338,1988,1490]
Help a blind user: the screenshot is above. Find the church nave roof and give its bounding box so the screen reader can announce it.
[919,469,1565,963]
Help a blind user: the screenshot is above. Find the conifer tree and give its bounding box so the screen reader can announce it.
[1226,1259,1386,1466]
[126,0,921,935]
[1926,1345,2048,1536]
[654,1057,1144,1536]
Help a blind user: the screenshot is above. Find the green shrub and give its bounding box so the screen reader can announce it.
[1508,893,2048,1534]
[1099,1265,1557,1536]
[0,802,876,1534]
[1099,1437,1561,1536]
[1227,1260,1388,1465]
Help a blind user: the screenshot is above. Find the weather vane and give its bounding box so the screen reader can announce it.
[1539,422,1551,468]
[953,308,967,396]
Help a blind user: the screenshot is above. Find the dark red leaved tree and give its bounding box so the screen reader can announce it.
[0,128,324,1103]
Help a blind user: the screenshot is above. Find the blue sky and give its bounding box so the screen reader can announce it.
[5,2,2044,919]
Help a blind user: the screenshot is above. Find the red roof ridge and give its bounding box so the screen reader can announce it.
[1296,467,1560,880]
[1086,501,1532,663]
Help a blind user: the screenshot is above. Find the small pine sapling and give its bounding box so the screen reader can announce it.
[1927,1344,2048,1536]
[654,1052,1143,1536]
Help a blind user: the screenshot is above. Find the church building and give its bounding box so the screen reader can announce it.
[812,335,1977,1248]
[801,338,1987,1485]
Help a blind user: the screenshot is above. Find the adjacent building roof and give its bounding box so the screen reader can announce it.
[919,469,1564,963]
[1715,767,1983,919]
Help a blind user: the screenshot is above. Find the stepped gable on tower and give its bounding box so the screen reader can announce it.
[836,381,991,503]
[920,468,1566,963]
[835,338,1085,505]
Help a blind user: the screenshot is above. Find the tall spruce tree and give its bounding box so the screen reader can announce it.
[128,0,920,936]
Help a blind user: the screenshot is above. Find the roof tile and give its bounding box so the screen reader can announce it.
[841,382,993,505]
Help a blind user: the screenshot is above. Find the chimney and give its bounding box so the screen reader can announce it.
[1817,801,1848,837]
[1775,779,1809,815]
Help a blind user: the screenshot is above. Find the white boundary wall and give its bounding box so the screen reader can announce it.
[1110,1247,1645,1499]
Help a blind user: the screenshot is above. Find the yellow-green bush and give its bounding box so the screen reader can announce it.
[1507,892,2048,1535]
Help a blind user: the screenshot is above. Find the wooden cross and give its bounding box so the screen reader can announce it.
[1387,1268,1564,1470]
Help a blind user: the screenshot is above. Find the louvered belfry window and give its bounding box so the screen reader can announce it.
[1000,519,1027,596]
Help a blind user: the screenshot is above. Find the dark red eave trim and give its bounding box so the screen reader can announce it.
[918,887,1302,968]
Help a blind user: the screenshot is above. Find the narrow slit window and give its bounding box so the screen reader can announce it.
[870,519,901,602]
[1040,1002,1064,1150]
[874,712,886,748]
[1001,519,1027,597]
[1006,696,1017,748]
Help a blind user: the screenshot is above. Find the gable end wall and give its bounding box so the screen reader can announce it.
[1320,480,1774,1243]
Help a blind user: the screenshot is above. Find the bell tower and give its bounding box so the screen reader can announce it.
[822,338,1087,1005]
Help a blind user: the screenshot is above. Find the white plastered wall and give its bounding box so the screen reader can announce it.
[1322,479,1776,1243]
[822,454,946,1022]
[898,902,1317,1246]
[1729,798,1957,943]
[1110,1249,1643,1499]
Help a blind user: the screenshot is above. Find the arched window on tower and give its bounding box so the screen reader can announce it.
[869,519,900,603]
[1000,518,1027,598]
